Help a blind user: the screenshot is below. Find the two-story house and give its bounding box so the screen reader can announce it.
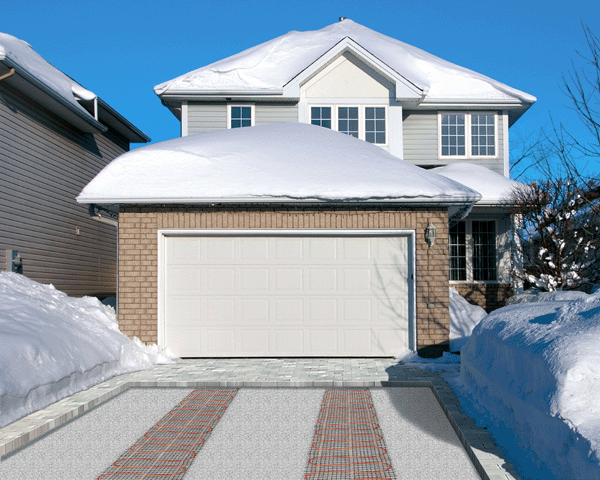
[79,19,534,357]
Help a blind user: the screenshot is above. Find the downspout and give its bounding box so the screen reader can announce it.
[0,68,16,81]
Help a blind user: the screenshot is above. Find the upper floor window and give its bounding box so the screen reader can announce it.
[229,105,254,128]
[439,113,496,158]
[309,104,387,145]
[450,220,497,282]
[311,106,332,129]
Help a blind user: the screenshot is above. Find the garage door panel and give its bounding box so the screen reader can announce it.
[308,329,338,354]
[163,234,411,356]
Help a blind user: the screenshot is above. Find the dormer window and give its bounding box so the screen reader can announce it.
[311,106,332,128]
[228,105,254,128]
[439,112,496,158]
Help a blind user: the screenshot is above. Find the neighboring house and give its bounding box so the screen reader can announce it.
[0,32,149,297]
[79,19,535,357]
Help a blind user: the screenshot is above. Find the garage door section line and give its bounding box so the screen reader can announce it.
[306,388,396,480]
[97,388,238,479]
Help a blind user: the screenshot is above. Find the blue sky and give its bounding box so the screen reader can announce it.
[2,0,600,177]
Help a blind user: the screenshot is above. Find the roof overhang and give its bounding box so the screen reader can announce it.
[0,56,106,134]
[0,56,150,143]
[418,99,535,126]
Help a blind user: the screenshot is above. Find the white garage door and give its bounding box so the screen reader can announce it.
[161,232,413,357]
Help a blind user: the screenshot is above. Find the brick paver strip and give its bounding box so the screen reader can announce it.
[306,388,396,480]
[97,388,237,479]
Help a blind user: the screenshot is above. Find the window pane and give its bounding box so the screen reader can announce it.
[449,222,466,281]
[471,114,495,156]
[311,106,332,128]
[231,119,241,128]
[338,107,359,137]
[441,113,465,156]
[365,107,385,144]
[473,221,497,281]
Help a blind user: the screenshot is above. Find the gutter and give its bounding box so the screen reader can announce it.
[88,204,118,227]
[78,195,481,207]
[0,56,107,133]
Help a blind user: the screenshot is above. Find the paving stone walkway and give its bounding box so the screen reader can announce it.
[0,358,519,479]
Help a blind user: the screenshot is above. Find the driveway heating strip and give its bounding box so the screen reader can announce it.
[306,388,396,480]
[97,388,238,479]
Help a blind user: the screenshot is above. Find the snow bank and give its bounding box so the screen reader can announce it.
[433,163,526,205]
[507,289,589,305]
[77,123,481,204]
[449,287,487,352]
[0,32,96,119]
[0,272,177,429]
[460,293,600,479]
[155,19,535,103]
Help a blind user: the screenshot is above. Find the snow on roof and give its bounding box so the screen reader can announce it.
[432,163,524,205]
[0,32,96,119]
[78,123,481,205]
[155,19,536,104]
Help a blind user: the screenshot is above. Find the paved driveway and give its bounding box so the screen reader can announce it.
[0,359,519,479]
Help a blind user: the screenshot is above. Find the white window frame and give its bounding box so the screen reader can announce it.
[449,219,498,283]
[227,104,255,129]
[438,112,498,159]
[307,104,388,146]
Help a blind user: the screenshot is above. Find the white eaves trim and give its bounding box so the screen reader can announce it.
[77,195,480,206]
[283,37,424,102]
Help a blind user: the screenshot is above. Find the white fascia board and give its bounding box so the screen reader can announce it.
[283,37,423,101]
[159,89,284,98]
[77,195,479,206]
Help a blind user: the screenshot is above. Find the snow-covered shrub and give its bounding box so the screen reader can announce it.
[511,178,600,292]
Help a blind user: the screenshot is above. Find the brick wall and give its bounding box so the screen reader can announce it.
[118,206,449,351]
[453,283,512,313]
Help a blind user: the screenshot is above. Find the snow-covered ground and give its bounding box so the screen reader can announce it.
[403,288,600,480]
[2,271,600,479]
[0,272,176,429]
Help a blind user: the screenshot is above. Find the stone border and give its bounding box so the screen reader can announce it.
[0,377,518,479]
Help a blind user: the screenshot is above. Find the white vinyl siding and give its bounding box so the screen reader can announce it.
[187,103,227,135]
[0,84,124,296]
[254,103,298,125]
[161,231,412,357]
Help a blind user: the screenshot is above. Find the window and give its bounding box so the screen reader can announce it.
[471,114,495,156]
[449,220,497,282]
[229,105,253,128]
[449,222,467,281]
[311,106,332,129]
[338,107,359,137]
[365,107,386,144]
[472,221,497,281]
[439,113,496,158]
[308,105,387,145]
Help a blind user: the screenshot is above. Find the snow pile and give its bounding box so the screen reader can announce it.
[0,272,177,429]
[77,123,481,204]
[433,163,526,205]
[460,292,600,479]
[507,289,589,305]
[0,32,96,119]
[449,287,487,352]
[155,19,535,103]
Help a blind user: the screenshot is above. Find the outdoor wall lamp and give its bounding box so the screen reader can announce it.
[425,223,436,247]
[7,249,22,274]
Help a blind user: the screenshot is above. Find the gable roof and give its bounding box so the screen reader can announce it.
[155,19,535,109]
[77,123,481,206]
[0,32,149,142]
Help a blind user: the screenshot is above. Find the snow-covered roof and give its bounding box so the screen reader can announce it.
[432,163,524,206]
[0,32,149,142]
[155,19,536,106]
[77,123,481,205]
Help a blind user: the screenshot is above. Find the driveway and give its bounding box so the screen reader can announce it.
[0,359,518,479]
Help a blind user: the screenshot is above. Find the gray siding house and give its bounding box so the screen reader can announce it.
[0,32,149,297]
[154,19,535,313]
